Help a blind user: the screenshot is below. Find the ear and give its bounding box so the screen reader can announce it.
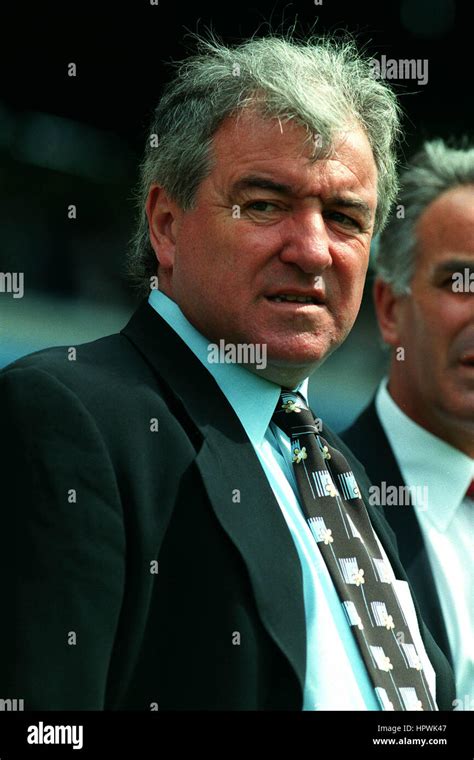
[373,277,404,347]
[145,185,180,271]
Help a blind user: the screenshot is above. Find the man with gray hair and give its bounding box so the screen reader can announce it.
[342,139,474,710]
[0,35,454,711]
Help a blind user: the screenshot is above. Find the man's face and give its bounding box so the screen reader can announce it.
[152,110,378,383]
[380,185,474,434]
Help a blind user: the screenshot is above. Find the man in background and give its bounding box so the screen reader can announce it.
[343,139,474,709]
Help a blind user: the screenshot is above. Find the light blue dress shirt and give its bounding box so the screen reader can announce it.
[376,378,474,706]
[148,288,380,710]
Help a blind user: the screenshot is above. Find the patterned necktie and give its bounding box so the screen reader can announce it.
[272,390,437,711]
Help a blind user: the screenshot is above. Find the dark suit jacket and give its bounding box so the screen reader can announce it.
[342,399,452,666]
[0,300,455,710]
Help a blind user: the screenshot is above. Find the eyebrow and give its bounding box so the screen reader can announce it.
[434,259,474,274]
[231,176,294,196]
[230,174,373,225]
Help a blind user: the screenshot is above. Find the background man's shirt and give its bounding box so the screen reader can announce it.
[376,378,474,705]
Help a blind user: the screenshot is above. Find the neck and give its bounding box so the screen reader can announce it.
[247,361,315,389]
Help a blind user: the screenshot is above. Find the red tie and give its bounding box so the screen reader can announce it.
[466,481,474,500]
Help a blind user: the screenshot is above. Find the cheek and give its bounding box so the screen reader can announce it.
[414,298,455,339]
[188,220,263,280]
[334,241,370,280]
[175,224,224,288]
[224,225,281,271]
[334,255,369,309]
[403,300,453,368]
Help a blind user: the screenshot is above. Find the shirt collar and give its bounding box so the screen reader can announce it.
[375,377,474,531]
[148,289,309,447]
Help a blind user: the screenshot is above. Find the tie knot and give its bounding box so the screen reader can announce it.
[466,480,474,500]
[272,391,319,437]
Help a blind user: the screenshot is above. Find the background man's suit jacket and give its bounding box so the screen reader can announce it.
[342,400,452,666]
[0,300,455,710]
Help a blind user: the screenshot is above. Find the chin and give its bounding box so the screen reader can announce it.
[445,395,474,420]
[268,341,332,365]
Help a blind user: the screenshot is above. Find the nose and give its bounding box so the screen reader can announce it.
[278,209,332,274]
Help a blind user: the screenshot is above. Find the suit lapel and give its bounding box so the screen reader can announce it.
[195,433,307,692]
[122,300,307,697]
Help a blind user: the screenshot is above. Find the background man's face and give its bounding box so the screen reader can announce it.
[157,110,378,380]
[382,185,474,430]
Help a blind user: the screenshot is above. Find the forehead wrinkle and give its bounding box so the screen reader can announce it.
[229,156,372,194]
[209,120,377,213]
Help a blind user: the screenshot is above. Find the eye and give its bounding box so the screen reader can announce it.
[325,211,362,230]
[246,201,279,212]
[441,277,455,288]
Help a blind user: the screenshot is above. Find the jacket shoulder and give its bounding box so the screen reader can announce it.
[1,330,164,404]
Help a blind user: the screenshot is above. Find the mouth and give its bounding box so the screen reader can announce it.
[266,293,325,306]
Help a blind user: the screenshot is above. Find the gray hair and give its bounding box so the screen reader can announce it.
[128,31,402,294]
[373,138,474,295]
